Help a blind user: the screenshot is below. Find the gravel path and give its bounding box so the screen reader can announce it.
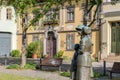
[0,66,69,80]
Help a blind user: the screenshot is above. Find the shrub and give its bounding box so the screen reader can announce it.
[6,63,36,70]
[26,41,43,58]
[60,71,70,77]
[54,50,64,58]
[6,64,20,69]
[24,62,36,69]
[93,72,106,78]
[11,50,21,57]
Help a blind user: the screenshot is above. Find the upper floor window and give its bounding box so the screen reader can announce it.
[81,4,92,22]
[32,12,39,26]
[45,8,59,21]
[6,8,12,20]
[66,5,75,22]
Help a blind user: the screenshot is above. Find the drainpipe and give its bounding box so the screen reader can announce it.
[97,3,102,61]
[61,2,64,31]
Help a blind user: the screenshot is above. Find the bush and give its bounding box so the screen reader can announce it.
[6,63,36,70]
[54,50,64,58]
[6,64,20,69]
[93,72,106,78]
[26,41,43,58]
[11,50,21,57]
[24,62,36,69]
[60,71,70,77]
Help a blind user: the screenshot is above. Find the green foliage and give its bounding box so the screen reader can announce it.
[93,72,106,78]
[24,62,36,69]
[0,73,45,80]
[54,50,64,58]
[11,50,21,57]
[60,71,70,77]
[63,56,69,60]
[26,41,43,58]
[6,64,21,69]
[6,63,36,70]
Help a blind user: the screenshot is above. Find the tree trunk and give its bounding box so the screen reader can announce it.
[21,18,27,67]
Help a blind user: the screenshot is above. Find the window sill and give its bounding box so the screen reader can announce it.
[65,20,75,23]
[66,49,74,51]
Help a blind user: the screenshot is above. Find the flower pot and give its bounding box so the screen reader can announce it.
[32,53,37,59]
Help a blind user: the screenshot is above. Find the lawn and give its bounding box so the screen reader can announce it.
[0,73,45,80]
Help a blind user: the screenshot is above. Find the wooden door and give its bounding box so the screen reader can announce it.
[111,26,120,55]
[46,31,56,58]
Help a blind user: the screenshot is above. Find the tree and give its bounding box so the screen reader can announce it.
[5,0,39,67]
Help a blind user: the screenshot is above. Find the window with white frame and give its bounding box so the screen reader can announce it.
[32,12,39,26]
[81,5,92,21]
[66,5,75,22]
[45,8,59,21]
[32,35,39,42]
[6,8,12,20]
[66,33,75,50]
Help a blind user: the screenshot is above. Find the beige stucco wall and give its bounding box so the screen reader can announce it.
[101,1,120,59]
[16,1,99,59]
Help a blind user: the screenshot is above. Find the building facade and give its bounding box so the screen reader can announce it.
[101,0,120,59]
[0,6,17,56]
[0,2,99,58]
[17,1,99,59]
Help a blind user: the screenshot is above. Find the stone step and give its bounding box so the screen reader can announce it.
[100,55,120,62]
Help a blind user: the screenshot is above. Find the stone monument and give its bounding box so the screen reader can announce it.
[71,25,93,80]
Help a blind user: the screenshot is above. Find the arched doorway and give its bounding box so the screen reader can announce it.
[46,31,57,58]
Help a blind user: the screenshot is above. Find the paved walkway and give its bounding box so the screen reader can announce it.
[0,61,120,80]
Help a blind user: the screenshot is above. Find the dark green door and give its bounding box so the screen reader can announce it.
[111,26,120,55]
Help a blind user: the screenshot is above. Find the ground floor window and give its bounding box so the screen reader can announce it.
[32,34,39,42]
[66,33,75,50]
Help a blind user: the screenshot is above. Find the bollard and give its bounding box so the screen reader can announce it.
[103,60,106,76]
[4,54,7,66]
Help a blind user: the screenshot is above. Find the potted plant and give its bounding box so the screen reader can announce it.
[26,41,42,59]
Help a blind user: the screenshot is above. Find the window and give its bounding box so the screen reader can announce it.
[66,33,75,50]
[66,5,75,22]
[81,5,92,21]
[6,8,12,20]
[32,35,39,42]
[45,8,59,21]
[32,12,39,26]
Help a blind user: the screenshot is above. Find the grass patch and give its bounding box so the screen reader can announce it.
[60,71,107,78]
[6,62,36,70]
[60,71,70,77]
[93,72,107,78]
[0,73,45,80]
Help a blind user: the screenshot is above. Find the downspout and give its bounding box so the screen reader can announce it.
[97,3,102,61]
